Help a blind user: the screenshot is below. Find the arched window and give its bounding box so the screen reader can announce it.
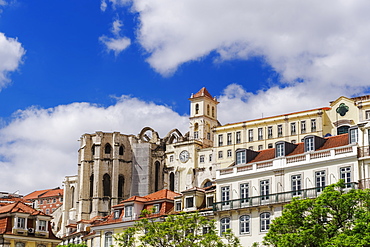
[119,145,124,156]
[207,104,210,115]
[169,172,175,191]
[71,186,75,208]
[212,107,215,117]
[118,175,124,199]
[155,161,161,192]
[91,144,95,156]
[337,126,350,135]
[195,104,199,114]
[104,232,112,247]
[260,212,271,232]
[104,143,112,154]
[240,215,250,234]
[89,174,94,198]
[203,180,212,188]
[220,217,230,235]
[103,174,111,197]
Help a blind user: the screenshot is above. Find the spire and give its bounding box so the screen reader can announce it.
[191,87,214,100]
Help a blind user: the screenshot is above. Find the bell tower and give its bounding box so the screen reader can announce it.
[189,87,219,147]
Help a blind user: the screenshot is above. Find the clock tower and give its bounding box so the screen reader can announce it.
[189,87,220,147]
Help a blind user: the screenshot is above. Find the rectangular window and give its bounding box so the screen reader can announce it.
[277,125,283,137]
[153,204,160,213]
[260,180,270,201]
[276,143,284,157]
[248,129,253,142]
[125,206,133,217]
[236,150,246,165]
[194,131,199,139]
[175,202,182,211]
[209,154,212,162]
[291,122,296,135]
[366,110,370,119]
[236,131,241,144]
[258,128,263,140]
[240,183,249,204]
[227,149,232,158]
[305,137,314,152]
[301,121,306,134]
[260,212,270,232]
[268,126,273,139]
[227,133,232,145]
[340,167,351,188]
[316,171,326,192]
[17,217,25,228]
[240,215,250,234]
[38,220,47,231]
[207,196,214,207]
[218,151,223,159]
[207,132,211,140]
[350,128,358,143]
[311,119,317,132]
[221,186,230,206]
[169,155,174,162]
[258,145,263,151]
[292,174,302,196]
[200,155,205,163]
[186,197,194,208]
[218,134,223,146]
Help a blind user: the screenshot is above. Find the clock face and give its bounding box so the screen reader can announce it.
[179,150,190,163]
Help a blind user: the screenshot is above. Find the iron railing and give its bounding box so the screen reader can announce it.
[213,183,357,212]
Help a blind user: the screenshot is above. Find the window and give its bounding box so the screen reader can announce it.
[305,137,314,152]
[105,232,112,247]
[276,143,284,157]
[207,196,214,207]
[194,131,199,139]
[53,198,56,203]
[349,128,358,143]
[236,150,246,165]
[260,212,270,232]
[340,167,351,187]
[200,155,205,163]
[209,154,212,162]
[114,210,120,219]
[207,105,210,115]
[277,125,283,137]
[227,149,232,158]
[125,206,133,217]
[169,155,174,162]
[258,145,263,150]
[17,217,25,228]
[258,128,263,140]
[260,180,269,201]
[153,204,160,213]
[176,202,182,211]
[240,183,249,204]
[316,171,326,192]
[104,143,112,154]
[220,217,230,235]
[218,151,223,159]
[248,129,253,142]
[227,133,232,145]
[268,126,273,139]
[268,143,273,149]
[337,126,350,135]
[236,131,241,144]
[195,104,199,114]
[311,119,317,132]
[221,186,230,206]
[291,122,296,135]
[119,145,124,155]
[186,197,194,208]
[212,107,215,117]
[366,110,370,119]
[240,215,250,234]
[46,209,50,214]
[218,134,223,146]
[292,174,302,196]
[207,132,211,140]
[301,121,306,134]
[38,220,47,231]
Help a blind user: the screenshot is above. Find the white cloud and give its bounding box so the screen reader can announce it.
[99,18,131,55]
[0,32,25,90]
[0,96,188,194]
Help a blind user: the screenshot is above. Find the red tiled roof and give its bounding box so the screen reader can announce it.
[40,189,63,198]
[120,189,181,204]
[192,87,214,100]
[249,148,276,163]
[0,201,48,216]
[24,189,50,200]
[24,188,63,200]
[0,217,11,234]
[317,134,349,150]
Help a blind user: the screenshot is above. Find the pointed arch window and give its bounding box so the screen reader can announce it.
[118,175,124,199]
[104,143,112,154]
[169,172,175,191]
[91,144,95,156]
[155,161,161,191]
[90,174,94,198]
[103,173,111,197]
[119,145,124,155]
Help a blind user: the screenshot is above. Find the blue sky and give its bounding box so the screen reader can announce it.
[1,0,370,194]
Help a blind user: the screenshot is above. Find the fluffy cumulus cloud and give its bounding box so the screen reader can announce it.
[0,96,188,194]
[99,19,131,55]
[0,32,25,90]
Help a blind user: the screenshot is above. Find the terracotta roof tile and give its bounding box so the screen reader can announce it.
[24,187,62,200]
[24,189,50,200]
[39,189,63,198]
[249,148,276,163]
[192,87,214,100]
[0,201,49,216]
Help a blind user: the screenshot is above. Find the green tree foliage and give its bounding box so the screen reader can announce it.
[263,180,370,247]
[114,210,241,247]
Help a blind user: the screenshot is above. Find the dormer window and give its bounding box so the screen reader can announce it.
[236,150,246,165]
[114,210,120,219]
[17,217,26,228]
[186,197,194,208]
[175,201,182,211]
[125,206,133,217]
[349,127,358,144]
[153,204,160,214]
[305,137,314,152]
[276,143,285,157]
[38,220,47,231]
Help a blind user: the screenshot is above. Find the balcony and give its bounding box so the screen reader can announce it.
[213,183,357,212]
[358,146,370,157]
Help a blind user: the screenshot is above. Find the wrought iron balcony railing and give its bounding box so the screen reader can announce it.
[213,183,357,212]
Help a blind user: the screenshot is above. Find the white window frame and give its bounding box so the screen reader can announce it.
[260,212,270,232]
[218,151,223,159]
[340,166,351,188]
[277,125,283,137]
[227,149,232,158]
[185,197,194,208]
[218,134,223,146]
[153,204,160,214]
[301,121,306,134]
[38,220,47,231]
[221,186,230,206]
[311,119,317,132]
[315,170,326,192]
[291,174,302,196]
[268,126,273,139]
[240,183,249,204]
[276,143,284,157]
[200,155,205,163]
[220,217,230,235]
[236,131,241,144]
[260,180,270,201]
[125,205,133,217]
[305,137,314,152]
[236,150,246,165]
[227,133,232,145]
[239,215,250,234]
[349,127,358,144]
[258,128,263,140]
[291,122,296,135]
[248,129,253,142]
